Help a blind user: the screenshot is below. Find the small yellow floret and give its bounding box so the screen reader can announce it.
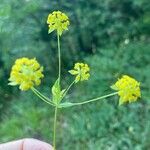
[111,75,141,105]
[69,63,90,83]
[47,10,70,36]
[9,57,44,91]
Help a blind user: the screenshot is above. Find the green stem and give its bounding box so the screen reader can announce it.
[32,87,51,102]
[71,92,118,106]
[62,80,75,99]
[52,32,61,150]
[31,88,55,106]
[57,33,61,82]
[53,106,58,150]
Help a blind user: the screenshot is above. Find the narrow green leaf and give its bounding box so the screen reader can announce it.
[110,85,118,90]
[48,28,54,34]
[68,70,78,75]
[8,82,18,86]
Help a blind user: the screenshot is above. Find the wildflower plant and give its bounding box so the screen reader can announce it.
[9,10,141,150]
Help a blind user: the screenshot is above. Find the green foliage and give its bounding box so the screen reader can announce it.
[0,0,150,149]
[0,41,150,149]
[0,93,53,142]
[51,78,65,104]
[0,0,149,90]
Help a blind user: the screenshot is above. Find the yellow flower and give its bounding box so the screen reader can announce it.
[47,10,70,36]
[9,57,44,91]
[111,75,141,105]
[69,63,90,83]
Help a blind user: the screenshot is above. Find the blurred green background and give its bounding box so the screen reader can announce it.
[0,0,150,149]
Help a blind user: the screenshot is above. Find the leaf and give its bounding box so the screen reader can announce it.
[51,78,61,104]
[8,82,18,86]
[48,28,54,34]
[68,70,78,75]
[110,85,118,90]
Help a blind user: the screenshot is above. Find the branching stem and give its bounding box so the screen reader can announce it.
[31,87,54,106]
[72,92,118,106]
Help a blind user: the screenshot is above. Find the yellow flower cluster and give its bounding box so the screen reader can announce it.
[111,75,141,105]
[9,57,44,91]
[47,10,70,36]
[69,63,90,83]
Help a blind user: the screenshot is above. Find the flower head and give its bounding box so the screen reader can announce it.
[9,57,44,91]
[69,63,90,83]
[111,75,141,105]
[47,10,70,36]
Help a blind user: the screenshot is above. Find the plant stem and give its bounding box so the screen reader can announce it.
[72,92,118,106]
[53,106,58,150]
[32,87,51,102]
[52,32,61,150]
[62,80,75,99]
[31,88,54,106]
[57,33,61,82]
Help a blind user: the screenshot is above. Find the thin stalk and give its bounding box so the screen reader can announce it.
[62,80,75,99]
[31,88,54,106]
[71,92,118,106]
[52,32,61,150]
[53,106,58,150]
[32,87,51,102]
[57,33,61,82]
